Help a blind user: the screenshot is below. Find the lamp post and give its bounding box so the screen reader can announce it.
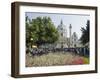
[30,38,33,48]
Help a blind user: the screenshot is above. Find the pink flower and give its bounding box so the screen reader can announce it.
[72,57,84,65]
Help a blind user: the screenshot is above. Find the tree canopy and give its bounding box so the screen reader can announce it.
[80,20,90,45]
[26,16,59,48]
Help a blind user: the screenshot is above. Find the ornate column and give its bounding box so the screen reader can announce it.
[69,24,72,48]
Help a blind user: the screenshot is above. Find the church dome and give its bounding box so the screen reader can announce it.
[57,20,66,31]
[57,20,67,38]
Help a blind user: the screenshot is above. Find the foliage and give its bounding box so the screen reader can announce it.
[26,16,59,48]
[80,20,90,45]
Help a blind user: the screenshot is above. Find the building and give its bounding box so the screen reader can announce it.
[70,32,83,48]
[55,20,83,48]
[56,20,68,48]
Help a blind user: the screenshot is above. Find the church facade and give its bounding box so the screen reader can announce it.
[55,20,82,48]
[56,20,68,48]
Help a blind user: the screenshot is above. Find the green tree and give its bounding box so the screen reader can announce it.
[80,20,90,45]
[26,16,59,48]
[26,16,32,47]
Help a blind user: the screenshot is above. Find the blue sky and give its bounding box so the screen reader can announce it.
[25,12,90,39]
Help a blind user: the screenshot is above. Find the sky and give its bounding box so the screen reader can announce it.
[25,12,90,39]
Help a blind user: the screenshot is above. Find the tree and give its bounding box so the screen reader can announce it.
[26,16,59,48]
[80,20,90,45]
[26,16,32,47]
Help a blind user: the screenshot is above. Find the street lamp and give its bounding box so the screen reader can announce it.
[30,38,33,48]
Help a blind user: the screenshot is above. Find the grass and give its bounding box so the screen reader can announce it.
[26,52,89,67]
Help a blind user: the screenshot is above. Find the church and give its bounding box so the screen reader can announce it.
[55,20,82,48]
